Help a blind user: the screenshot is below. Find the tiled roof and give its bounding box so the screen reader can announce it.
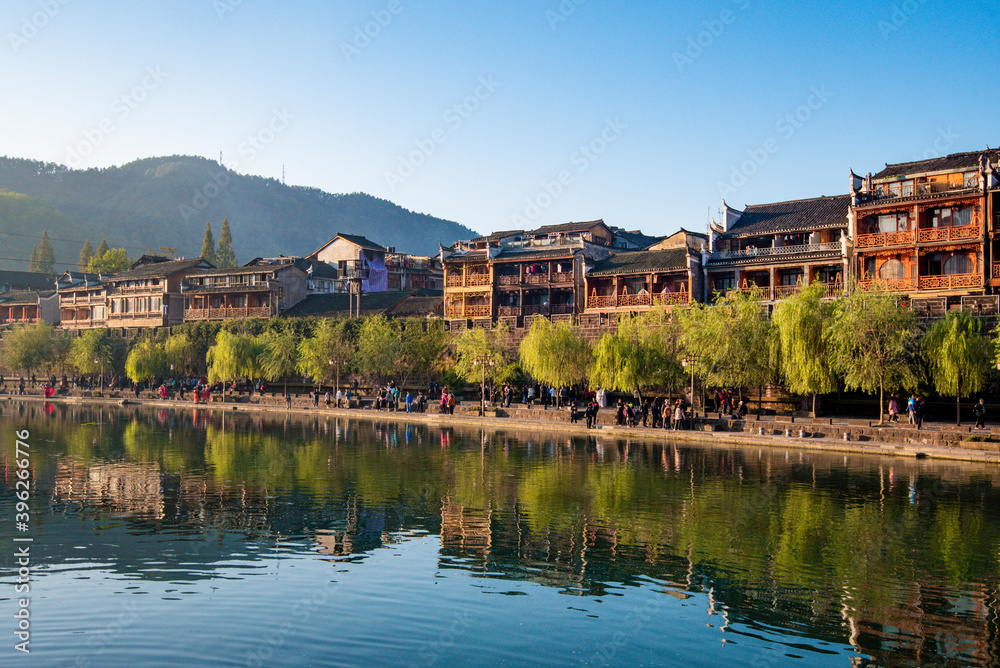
[532,220,607,235]
[111,258,210,280]
[587,248,689,276]
[611,228,661,250]
[244,257,338,279]
[280,289,442,319]
[0,290,55,305]
[872,149,1000,181]
[471,230,524,243]
[718,195,849,239]
[0,270,56,291]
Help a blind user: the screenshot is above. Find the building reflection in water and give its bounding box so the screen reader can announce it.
[3,401,1000,667]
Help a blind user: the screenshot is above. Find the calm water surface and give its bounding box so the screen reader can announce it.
[2,401,1000,667]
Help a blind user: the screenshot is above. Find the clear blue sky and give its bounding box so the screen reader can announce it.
[4,0,999,240]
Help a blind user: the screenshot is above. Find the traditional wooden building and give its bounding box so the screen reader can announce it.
[56,272,108,329]
[442,221,614,329]
[244,257,339,295]
[851,150,1000,307]
[706,195,850,302]
[181,263,308,321]
[101,256,214,329]
[0,290,58,325]
[584,229,707,313]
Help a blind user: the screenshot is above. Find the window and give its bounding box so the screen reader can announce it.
[930,206,972,228]
[879,259,905,280]
[943,254,972,275]
[779,269,803,286]
[964,172,979,188]
[876,212,909,233]
[712,273,736,292]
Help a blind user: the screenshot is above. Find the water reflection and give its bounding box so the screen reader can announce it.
[2,400,1000,666]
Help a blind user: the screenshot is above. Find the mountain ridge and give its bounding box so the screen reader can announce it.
[0,155,478,271]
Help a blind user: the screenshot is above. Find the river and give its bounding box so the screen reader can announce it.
[1,400,999,667]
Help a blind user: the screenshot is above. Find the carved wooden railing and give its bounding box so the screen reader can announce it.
[551,272,574,284]
[855,230,916,249]
[497,275,519,285]
[856,277,918,291]
[522,305,549,316]
[551,304,574,315]
[466,275,491,287]
[916,224,979,243]
[183,307,272,320]
[498,306,520,316]
[465,305,491,317]
[710,242,841,260]
[917,274,983,290]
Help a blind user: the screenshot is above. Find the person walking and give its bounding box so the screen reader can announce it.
[662,401,670,430]
[974,398,986,430]
[285,392,292,410]
[673,400,685,430]
[907,394,917,424]
[325,390,332,408]
[915,396,924,430]
[888,395,899,423]
[405,391,413,413]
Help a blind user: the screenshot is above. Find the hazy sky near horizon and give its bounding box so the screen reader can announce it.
[4,0,999,239]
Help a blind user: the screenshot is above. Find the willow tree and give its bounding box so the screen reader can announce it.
[825,284,919,424]
[258,328,299,395]
[922,310,991,425]
[207,330,260,401]
[676,287,773,407]
[355,315,402,388]
[125,339,167,384]
[297,319,356,390]
[590,310,681,401]
[398,319,448,389]
[165,333,199,377]
[772,282,838,415]
[519,317,591,389]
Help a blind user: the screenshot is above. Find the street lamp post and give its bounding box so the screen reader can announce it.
[473,356,494,416]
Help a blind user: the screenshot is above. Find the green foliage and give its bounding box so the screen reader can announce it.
[70,329,117,375]
[590,311,682,397]
[355,315,403,384]
[28,246,38,272]
[37,230,55,274]
[207,330,263,394]
[922,311,991,425]
[296,319,356,387]
[677,288,773,395]
[825,284,919,423]
[164,333,199,376]
[87,248,131,274]
[78,238,94,271]
[452,325,516,388]
[216,218,237,268]
[1,322,54,374]
[258,328,298,391]
[125,339,167,383]
[398,319,449,387]
[772,283,838,411]
[519,317,591,388]
[95,239,110,259]
[200,222,217,265]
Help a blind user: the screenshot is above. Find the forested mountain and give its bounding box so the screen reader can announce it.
[0,155,477,271]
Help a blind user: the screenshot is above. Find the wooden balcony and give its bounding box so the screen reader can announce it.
[551,304,574,315]
[856,277,918,291]
[916,224,979,244]
[772,285,800,299]
[522,305,549,316]
[467,275,491,287]
[184,307,272,320]
[855,230,915,249]
[446,276,463,287]
[498,306,520,316]
[551,272,574,285]
[497,275,519,286]
[588,291,689,309]
[917,273,983,291]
